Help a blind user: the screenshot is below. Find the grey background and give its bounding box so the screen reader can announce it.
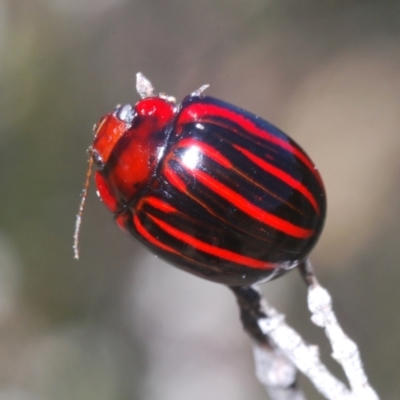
[1,1,399,399]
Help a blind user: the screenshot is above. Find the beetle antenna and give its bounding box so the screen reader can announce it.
[73,149,94,260]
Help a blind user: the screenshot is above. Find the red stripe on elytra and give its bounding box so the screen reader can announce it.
[233,144,320,214]
[184,166,314,239]
[176,138,232,169]
[164,163,226,220]
[133,214,180,255]
[144,196,178,213]
[164,167,187,192]
[149,215,274,269]
[178,103,321,183]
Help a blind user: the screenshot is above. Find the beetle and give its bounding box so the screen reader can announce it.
[75,73,326,287]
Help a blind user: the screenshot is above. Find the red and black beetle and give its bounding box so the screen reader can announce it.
[75,73,326,287]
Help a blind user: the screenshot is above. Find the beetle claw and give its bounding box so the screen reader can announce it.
[191,84,210,97]
[136,72,156,99]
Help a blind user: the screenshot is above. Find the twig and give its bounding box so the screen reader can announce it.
[231,286,306,400]
[231,259,379,400]
[299,260,379,400]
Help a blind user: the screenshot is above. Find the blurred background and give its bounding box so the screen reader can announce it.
[1,0,400,399]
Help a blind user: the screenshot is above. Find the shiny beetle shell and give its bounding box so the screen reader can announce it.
[91,74,326,286]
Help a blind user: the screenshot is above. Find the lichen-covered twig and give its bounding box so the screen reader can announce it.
[299,260,379,400]
[231,259,379,400]
[232,285,307,400]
